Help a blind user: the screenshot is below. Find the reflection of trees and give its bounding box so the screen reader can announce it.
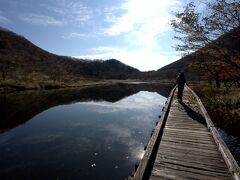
[231,137,240,163]
[221,131,240,165]
[0,83,173,132]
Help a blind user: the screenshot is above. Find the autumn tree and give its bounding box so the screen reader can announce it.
[170,0,240,86]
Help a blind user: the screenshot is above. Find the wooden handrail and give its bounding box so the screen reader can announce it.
[189,86,240,180]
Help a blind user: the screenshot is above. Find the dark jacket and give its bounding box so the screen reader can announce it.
[177,72,186,87]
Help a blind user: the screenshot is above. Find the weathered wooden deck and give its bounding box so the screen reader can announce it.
[129,86,240,180]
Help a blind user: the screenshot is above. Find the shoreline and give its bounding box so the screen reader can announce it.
[0,80,173,94]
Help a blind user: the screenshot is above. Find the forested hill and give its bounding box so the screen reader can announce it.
[1,26,239,90]
[155,27,240,84]
[0,27,140,88]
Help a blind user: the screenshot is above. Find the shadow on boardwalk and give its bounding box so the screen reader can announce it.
[180,101,207,126]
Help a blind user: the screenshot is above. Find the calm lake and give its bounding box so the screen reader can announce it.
[0,83,172,180]
[0,83,239,179]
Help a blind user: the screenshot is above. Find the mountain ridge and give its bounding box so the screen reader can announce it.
[1,26,239,92]
[0,27,140,91]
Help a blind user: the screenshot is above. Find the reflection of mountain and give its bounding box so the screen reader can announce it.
[0,83,173,132]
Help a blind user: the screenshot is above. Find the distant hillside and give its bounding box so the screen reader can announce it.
[1,26,238,91]
[153,54,205,81]
[156,27,240,83]
[0,27,140,90]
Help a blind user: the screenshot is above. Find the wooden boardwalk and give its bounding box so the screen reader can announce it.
[130,86,240,180]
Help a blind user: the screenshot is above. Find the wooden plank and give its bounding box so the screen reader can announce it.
[164,127,210,134]
[156,150,227,166]
[149,86,235,180]
[151,165,231,180]
[161,137,217,146]
[158,143,223,157]
[165,126,208,131]
[153,159,230,176]
[130,85,239,180]
[155,153,229,170]
[159,141,219,153]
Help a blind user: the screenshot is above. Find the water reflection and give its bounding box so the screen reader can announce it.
[77,91,166,114]
[219,129,240,164]
[0,83,171,180]
[0,83,172,132]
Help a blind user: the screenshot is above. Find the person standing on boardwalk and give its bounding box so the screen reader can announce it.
[176,72,186,102]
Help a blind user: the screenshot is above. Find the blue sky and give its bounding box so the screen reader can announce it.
[0,0,190,71]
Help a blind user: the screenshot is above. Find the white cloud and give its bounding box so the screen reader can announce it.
[40,4,65,15]
[16,0,182,70]
[43,0,93,25]
[104,0,181,45]
[62,32,95,39]
[0,15,9,24]
[20,14,63,26]
[74,0,182,71]
[0,11,10,24]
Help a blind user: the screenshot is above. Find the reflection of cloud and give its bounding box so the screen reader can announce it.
[21,134,64,144]
[133,146,145,159]
[76,101,126,114]
[0,133,14,144]
[92,91,165,162]
[68,121,88,127]
[104,123,144,161]
[129,114,156,124]
[105,124,131,138]
[77,91,165,114]
[104,123,147,162]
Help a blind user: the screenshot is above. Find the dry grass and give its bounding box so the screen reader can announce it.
[191,84,240,136]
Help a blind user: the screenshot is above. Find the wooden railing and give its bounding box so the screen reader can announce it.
[189,88,240,180]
